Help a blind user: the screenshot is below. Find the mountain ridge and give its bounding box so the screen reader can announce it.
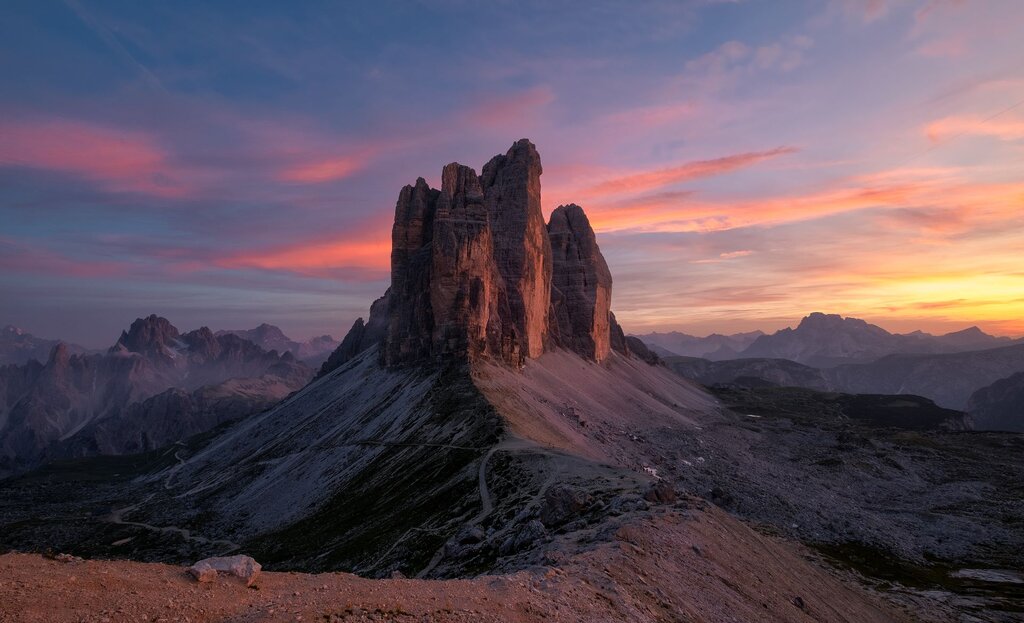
[0,315,312,476]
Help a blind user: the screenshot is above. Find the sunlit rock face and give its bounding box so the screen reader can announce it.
[547,204,613,362]
[329,139,637,370]
[481,139,552,360]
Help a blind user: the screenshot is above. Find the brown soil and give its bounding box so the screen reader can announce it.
[0,505,907,623]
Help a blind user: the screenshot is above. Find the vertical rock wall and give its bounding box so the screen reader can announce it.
[481,139,552,360]
[548,204,613,362]
[328,139,640,369]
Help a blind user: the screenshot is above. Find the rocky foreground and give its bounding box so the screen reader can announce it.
[0,503,904,623]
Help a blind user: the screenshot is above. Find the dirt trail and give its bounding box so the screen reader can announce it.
[106,495,239,554]
[0,505,906,623]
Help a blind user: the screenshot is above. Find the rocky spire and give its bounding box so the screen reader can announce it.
[481,139,552,360]
[325,139,645,370]
[547,204,612,362]
[385,178,439,365]
[425,163,502,363]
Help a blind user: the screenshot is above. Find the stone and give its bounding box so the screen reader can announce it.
[53,553,83,564]
[539,485,593,527]
[188,555,261,587]
[643,481,677,504]
[548,204,612,362]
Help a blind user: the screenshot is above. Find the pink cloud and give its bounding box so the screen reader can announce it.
[466,86,555,127]
[915,35,967,58]
[214,229,391,280]
[925,115,1024,142]
[278,154,366,183]
[581,147,797,197]
[0,118,188,197]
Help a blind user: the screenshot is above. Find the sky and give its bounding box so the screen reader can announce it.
[1,0,1023,348]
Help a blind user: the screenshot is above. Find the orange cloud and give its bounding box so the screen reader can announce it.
[580,147,797,198]
[0,118,186,196]
[925,115,1024,142]
[217,236,391,277]
[584,168,1024,234]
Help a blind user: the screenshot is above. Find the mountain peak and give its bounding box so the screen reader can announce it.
[253,323,287,337]
[112,315,180,356]
[947,326,985,337]
[328,139,633,370]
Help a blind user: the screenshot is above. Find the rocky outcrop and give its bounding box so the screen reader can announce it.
[624,336,660,365]
[609,312,629,356]
[319,292,390,377]
[332,139,643,370]
[967,371,1024,432]
[548,204,612,362]
[427,163,503,363]
[481,139,552,360]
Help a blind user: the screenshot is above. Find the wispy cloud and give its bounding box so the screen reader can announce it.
[62,0,166,91]
[581,147,797,197]
[925,114,1024,142]
[0,118,188,196]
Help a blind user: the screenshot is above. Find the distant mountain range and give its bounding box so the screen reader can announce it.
[0,315,312,477]
[632,330,764,360]
[740,312,1015,367]
[660,341,1024,430]
[639,312,1016,367]
[0,325,93,366]
[215,323,339,366]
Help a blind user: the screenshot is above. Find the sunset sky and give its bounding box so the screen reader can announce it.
[2,0,1023,347]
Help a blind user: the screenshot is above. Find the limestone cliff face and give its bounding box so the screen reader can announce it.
[548,204,612,362]
[385,177,439,366]
[429,163,503,362]
[481,139,552,360]
[327,139,644,370]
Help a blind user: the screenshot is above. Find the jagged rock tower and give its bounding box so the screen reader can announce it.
[323,139,640,375]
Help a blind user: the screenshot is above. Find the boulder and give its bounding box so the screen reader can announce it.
[188,555,261,587]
